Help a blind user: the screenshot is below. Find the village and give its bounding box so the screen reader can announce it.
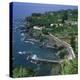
[25,9,78,54]
[24,9,78,74]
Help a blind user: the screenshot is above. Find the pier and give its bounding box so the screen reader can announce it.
[27,54,63,64]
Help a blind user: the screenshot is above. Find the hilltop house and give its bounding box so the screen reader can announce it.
[50,23,63,27]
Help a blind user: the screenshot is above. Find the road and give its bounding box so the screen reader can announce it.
[49,33,75,60]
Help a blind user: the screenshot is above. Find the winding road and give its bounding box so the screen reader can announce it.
[49,33,75,60]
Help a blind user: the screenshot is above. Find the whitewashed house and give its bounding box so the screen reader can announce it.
[59,23,63,26]
[50,23,54,27]
[50,23,59,28]
[33,26,43,30]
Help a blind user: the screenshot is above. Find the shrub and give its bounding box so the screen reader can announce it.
[12,66,35,78]
[60,58,78,74]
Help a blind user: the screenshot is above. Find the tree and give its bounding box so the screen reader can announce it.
[42,28,49,35]
[58,48,67,59]
[70,34,76,52]
[32,13,42,16]
[60,58,78,74]
[62,10,68,23]
[12,67,35,78]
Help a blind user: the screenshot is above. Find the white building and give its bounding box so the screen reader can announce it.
[59,23,63,26]
[33,26,43,30]
[50,23,54,27]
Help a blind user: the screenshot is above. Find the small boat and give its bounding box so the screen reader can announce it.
[18,51,23,54]
[18,51,26,55]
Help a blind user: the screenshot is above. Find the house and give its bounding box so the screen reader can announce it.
[50,23,59,28]
[33,26,43,30]
[50,23,54,27]
[59,23,63,26]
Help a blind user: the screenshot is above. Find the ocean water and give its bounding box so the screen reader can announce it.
[12,17,60,76]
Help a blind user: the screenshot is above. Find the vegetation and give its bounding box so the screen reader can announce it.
[70,34,76,52]
[59,48,67,59]
[60,58,78,74]
[42,28,49,35]
[25,9,77,27]
[12,66,35,78]
[62,10,68,23]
